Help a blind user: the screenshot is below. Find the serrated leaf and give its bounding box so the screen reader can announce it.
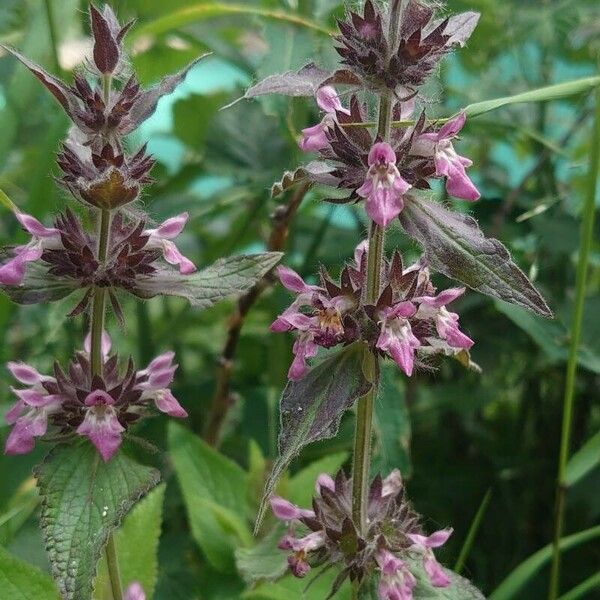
[34,442,161,600]
[93,484,166,599]
[0,545,60,600]
[237,62,361,105]
[255,343,372,530]
[135,252,282,308]
[0,259,78,305]
[235,525,288,584]
[168,422,251,573]
[399,196,552,317]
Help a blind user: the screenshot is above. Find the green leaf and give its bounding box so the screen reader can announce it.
[559,572,600,600]
[131,4,335,40]
[454,489,492,574]
[168,422,251,573]
[399,196,552,317]
[255,343,372,531]
[409,558,485,599]
[235,525,288,584]
[464,75,600,119]
[372,366,411,477]
[94,484,166,599]
[243,570,352,600]
[490,525,600,600]
[565,430,600,487]
[286,451,348,508]
[0,187,18,212]
[34,442,160,600]
[135,253,282,308]
[0,545,59,600]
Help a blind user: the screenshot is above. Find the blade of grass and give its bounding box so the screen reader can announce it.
[131,4,335,40]
[558,572,600,600]
[490,525,600,600]
[565,429,600,486]
[549,84,600,600]
[454,489,492,574]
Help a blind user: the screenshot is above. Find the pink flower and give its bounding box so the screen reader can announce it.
[414,112,480,201]
[124,582,145,600]
[135,351,187,417]
[83,330,112,359]
[299,86,350,152]
[4,361,62,455]
[316,473,335,495]
[270,496,315,521]
[145,213,196,275]
[0,211,61,286]
[357,143,412,228]
[286,531,326,578]
[376,302,420,376]
[376,549,417,600]
[271,265,356,380]
[415,287,473,350]
[408,529,453,588]
[76,389,125,461]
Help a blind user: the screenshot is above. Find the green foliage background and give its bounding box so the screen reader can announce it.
[0,0,599,598]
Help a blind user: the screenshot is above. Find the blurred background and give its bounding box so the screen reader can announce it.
[0,1,599,598]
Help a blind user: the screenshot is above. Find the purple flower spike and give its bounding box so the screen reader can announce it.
[414,112,480,201]
[0,211,61,286]
[299,86,350,152]
[76,389,125,461]
[357,143,412,228]
[376,549,417,600]
[124,582,145,600]
[408,529,453,588]
[145,213,196,275]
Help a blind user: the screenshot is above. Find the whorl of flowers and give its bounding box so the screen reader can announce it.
[1,4,202,460]
[270,470,452,599]
[271,242,473,380]
[4,333,186,460]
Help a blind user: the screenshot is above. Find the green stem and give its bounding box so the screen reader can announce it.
[105,534,124,600]
[351,6,403,597]
[548,86,600,600]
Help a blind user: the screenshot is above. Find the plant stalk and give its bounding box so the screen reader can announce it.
[105,533,124,600]
[548,87,600,600]
[43,0,61,74]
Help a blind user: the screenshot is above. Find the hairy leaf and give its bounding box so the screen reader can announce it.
[134,252,282,307]
[125,54,209,132]
[34,442,160,600]
[0,545,59,600]
[168,422,251,573]
[440,12,480,47]
[93,484,166,599]
[236,62,361,105]
[0,259,78,305]
[255,343,372,530]
[89,4,119,74]
[409,558,485,599]
[399,196,552,317]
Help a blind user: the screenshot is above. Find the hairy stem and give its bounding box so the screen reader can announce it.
[203,183,308,446]
[105,534,124,600]
[351,0,401,550]
[548,88,600,600]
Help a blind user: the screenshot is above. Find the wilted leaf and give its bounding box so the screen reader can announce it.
[0,545,59,600]
[255,343,372,530]
[134,252,282,308]
[168,422,251,573]
[399,196,552,317]
[34,442,160,600]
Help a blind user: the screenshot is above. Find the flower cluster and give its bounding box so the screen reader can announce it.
[271,242,473,380]
[300,96,479,227]
[0,4,202,461]
[270,470,452,599]
[4,334,186,460]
